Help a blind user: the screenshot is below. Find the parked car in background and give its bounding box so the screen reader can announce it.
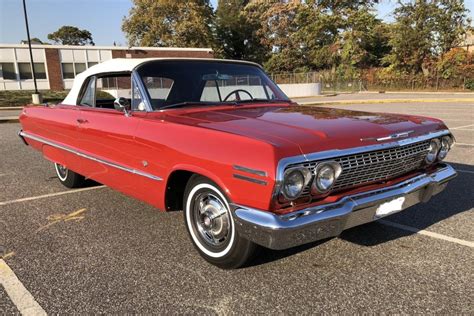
[19,58,456,268]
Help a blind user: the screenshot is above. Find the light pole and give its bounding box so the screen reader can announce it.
[22,0,42,104]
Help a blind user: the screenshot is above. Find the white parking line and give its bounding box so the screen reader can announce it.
[379,220,474,248]
[455,142,474,147]
[450,124,474,130]
[0,186,106,206]
[0,259,46,315]
[456,169,474,174]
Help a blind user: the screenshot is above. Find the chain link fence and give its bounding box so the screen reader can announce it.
[270,71,473,93]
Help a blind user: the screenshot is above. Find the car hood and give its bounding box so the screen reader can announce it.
[160,104,447,156]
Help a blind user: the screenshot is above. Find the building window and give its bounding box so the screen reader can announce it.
[62,62,88,79]
[75,63,86,75]
[88,62,98,68]
[33,63,47,79]
[62,63,75,79]
[0,63,16,80]
[18,63,32,80]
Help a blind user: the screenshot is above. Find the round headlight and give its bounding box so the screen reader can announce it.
[438,136,453,160]
[282,168,307,200]
[312,162,342,194]
[425,138,440,164]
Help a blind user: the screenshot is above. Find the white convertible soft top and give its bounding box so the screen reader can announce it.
[61,57,260,105]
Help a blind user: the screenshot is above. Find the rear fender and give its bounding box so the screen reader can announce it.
[42,145,68,167]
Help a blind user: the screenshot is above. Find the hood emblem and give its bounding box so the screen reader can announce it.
[361,130,414,142]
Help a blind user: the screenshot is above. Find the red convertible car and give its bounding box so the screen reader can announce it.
[19,58,456,268]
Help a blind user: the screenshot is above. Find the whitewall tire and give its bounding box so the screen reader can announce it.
[54,163,85,188]
[183,175,257,269]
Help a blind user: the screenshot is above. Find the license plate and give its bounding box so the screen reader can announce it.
[375,197,406,218]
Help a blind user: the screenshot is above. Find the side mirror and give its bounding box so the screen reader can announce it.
[114,97,131,115]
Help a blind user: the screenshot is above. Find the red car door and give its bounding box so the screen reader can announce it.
[72,73,163,203]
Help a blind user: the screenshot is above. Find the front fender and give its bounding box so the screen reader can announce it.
[168,163,233,200]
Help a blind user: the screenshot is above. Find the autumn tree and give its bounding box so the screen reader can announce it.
[47,26,94,45]
[214,0,268,63]
[122,0,214,47]
[437,48,474,79]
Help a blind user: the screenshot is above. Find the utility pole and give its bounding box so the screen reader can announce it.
[22,0,42,104]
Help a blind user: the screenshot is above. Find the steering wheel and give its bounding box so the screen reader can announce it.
[223,89,253,101]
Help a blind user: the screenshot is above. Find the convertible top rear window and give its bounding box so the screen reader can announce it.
[136,60,289,110]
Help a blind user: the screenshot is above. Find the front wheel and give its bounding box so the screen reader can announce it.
[54,163,85,188]
[183,176,257,269]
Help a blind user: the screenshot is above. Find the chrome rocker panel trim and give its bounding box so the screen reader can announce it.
[231,164,456,250]
[19,130,163,181]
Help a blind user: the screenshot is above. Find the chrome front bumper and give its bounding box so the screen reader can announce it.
[231,164,457,250]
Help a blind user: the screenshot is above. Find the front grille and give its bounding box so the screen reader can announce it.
[294,140,430,195]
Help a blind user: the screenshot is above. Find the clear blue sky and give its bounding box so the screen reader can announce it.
[1,0,473,46]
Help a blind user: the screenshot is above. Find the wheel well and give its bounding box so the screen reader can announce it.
[165,170,194,211]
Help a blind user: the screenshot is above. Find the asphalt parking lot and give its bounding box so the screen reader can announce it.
[0,101,473,314]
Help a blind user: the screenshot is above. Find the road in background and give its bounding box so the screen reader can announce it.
[0,101,473,313]
[293,92,474,104]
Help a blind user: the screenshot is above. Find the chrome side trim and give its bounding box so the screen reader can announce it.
[233,165,267,177]
[274,129,452,199]
[19,131,163,181]
[233,174,267,186]
[18,130,28,146]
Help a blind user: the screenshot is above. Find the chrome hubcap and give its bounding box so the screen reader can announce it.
[56,164,68,179]
[194,192,230,247]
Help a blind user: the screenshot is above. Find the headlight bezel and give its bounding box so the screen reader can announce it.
[425,138,441,164]
[280,167,312,201]
[438,135,453,161]
[311,161,342,195]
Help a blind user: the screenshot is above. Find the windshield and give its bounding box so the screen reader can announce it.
[135,60,289,110]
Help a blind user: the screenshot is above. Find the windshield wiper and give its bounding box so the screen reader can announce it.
[234,98,292,104]
[160,99,289,110]
[160,101,215,110]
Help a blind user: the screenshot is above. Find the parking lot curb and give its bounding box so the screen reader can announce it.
[0,107,23,111]
[0,117,19,123]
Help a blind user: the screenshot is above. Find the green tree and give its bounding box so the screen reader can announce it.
[21,38,43,44]
[385,0,470,74]
[244,1,305,72]
[434,0,471,54]
[122,0,214,47]
[47,26,94,45]
[214,0,268,63]
[338,8,391,76]
[244,0,383,73]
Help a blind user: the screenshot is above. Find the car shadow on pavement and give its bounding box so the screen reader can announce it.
[48,174,102,188]
[247,238,332,268]
[340,162,473,246]
[247,162,473,267]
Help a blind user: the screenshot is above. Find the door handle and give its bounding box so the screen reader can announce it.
[76,118,88,124]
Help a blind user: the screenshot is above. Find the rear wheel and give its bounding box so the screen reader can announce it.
[54,163,85,188]
[183,176,257,269]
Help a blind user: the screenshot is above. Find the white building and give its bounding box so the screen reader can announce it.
[0,44,213,91]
